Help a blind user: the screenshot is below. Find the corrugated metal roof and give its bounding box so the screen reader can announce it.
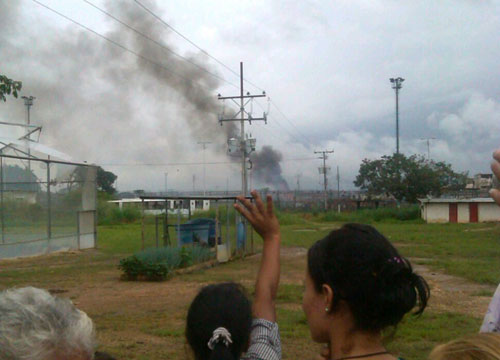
[418,197,494,203]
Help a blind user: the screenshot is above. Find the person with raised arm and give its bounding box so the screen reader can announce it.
[185,190,281,360]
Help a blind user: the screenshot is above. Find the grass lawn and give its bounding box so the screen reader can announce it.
[0,218,498,359]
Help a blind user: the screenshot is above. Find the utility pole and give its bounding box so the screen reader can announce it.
[197,141,211,196]
[337,166,340,213]
[22,96,35,190]
[337,166,340,199]
[315,150,334,211]
[420,137,437,161]
[389,77,404,154]
[218,62,267,196]
[296,173,302,192]
[164,172,168,195]
[192,174,196,193]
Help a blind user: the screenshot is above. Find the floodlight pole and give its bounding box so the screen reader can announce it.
[389,78,404,154]
[315,149,334,211]
[22,96,35,189]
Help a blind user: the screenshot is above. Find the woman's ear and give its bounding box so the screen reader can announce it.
[321,284,334,313]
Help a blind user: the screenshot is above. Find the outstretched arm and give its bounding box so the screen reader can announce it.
[235,190,280,322]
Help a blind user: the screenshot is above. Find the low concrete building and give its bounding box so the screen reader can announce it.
[109,198,210,215]
[419,198,500,223]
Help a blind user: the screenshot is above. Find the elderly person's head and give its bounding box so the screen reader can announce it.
[0,287,95,360]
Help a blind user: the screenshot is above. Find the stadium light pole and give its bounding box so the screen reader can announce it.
[22,95,36,190]
[390,77,404,154]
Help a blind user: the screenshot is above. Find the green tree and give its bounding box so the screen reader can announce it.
[97,167,117,194]
[354,153,467,203]
[0,74,22,102]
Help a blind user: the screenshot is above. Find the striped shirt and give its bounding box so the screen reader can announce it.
[241,318,282,360]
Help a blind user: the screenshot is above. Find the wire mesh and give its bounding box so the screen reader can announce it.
[0,154,97,259]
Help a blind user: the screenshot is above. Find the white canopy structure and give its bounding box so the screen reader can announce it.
[0,120,72,161]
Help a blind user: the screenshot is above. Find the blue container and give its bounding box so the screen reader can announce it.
[176,218,219,247]
[237,221,246,250]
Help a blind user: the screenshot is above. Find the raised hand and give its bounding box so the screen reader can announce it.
[234,190,280,240]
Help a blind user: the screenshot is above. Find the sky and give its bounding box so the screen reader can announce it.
[1,0,500,192]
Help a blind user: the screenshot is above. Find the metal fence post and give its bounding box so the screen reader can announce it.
[0,156,4,244]
[141,199,145,250]
[155,215,159,248]
[47,160,52,251]
[77,211,81,250]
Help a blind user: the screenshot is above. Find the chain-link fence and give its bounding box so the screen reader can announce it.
[138,197,256,260]
[0,154,97,259]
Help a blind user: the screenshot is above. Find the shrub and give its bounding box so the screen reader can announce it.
[119,256,145,280]
[119,246,214,281]
[180,247,192,268]
[317,205,422,223]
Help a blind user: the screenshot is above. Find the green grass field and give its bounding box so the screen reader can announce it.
[1,213,499,359]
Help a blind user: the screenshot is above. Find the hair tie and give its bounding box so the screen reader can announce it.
[389,256,402,264]
[207,327,233,350]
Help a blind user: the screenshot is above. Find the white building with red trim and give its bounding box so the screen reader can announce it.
[419,198,500,223]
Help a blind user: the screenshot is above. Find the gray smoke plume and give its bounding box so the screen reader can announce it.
[251,146,290,190]
[0,0,286,189]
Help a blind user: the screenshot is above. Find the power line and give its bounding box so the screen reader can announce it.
[133,0,265,93]
[131,1,312,147]
[271,100,313,147]
[86,0,309,145]
[31,0,217,93]
[254,100,305,144]
[100,157,317,167]
[82,0,239,89]
[34,0,316,154]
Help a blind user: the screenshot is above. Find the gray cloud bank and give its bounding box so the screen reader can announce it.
[1,0,500,191]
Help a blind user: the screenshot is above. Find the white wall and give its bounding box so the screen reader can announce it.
[478,203,500,222]
[424,201,500,223]
[424,203,449,223]
[457,203,470,223]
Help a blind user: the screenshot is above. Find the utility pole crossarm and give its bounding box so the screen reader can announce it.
[217,94,266,100]
[217,62,267,196]
[315,149,334,211]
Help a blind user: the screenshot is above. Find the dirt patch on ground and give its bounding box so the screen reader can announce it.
[412,263,495,318]
[0,246,495,359]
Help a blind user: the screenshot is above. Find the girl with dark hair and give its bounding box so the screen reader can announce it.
[235,195,430,360]
[186,190,282,360]
[308,223,430,360]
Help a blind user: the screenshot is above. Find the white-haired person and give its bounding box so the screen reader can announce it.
[0,286,96,360]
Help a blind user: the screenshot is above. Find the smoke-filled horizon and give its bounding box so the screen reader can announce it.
[3,1,500,192]
[0,0,289,191]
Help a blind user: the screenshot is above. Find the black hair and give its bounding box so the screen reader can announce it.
[307,223,430,332]
[94,352,117,360]
[186,282,253,360]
